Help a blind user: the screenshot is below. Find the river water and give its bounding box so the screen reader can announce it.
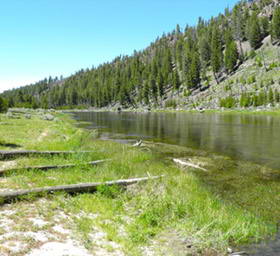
[72,111,280,255]
[73,111,280,169]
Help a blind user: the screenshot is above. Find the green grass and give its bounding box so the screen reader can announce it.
[0,111,279,255]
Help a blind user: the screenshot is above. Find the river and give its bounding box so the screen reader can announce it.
[73,111,280,169]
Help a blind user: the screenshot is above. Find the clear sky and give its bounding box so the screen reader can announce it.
[0,0,238,93]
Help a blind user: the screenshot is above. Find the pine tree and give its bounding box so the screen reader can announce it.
[211,26,224,83]
[271,7,280,42]
[157,72,164,99]
[269,87,274,104]
[172,70,180,91]
[275,89,280,103]
[260,16,269,38]
[224,30,239,73]
[232,4,245,59]
[189,52,201,88]
[0,96,7,113]
[199,34,211,65]
[150,75,158,102]
[143,80,150,105]
[247,12,262,49]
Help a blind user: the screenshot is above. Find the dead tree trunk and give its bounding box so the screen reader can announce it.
[173,158,207,172]
[0,150,94,160]
[0,160,108,175]
[0,176,164,203]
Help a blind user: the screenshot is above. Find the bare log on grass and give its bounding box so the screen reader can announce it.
[0,160,108,175]
[0,150,94,160]
[173,158,207,172]
[0,176,164,203]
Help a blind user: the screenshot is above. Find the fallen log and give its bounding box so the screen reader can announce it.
[133,140,143,147]
[0,176,164,203]
[0,150,94,160]
[173,158,207,172]
[0,160,108,175]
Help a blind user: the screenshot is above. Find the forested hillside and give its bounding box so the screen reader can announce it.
[1,0,280,110]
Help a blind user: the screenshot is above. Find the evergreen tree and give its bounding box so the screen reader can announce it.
[143,80,150,105]
[188,52,201,88]
[199,34,211,65]
[172,70,180,91]
[224,30,239,73]
[211,26,224,83]
[150,75,158,101]
[157,72,164,99]
[271,7,280,42]
[269,87,274,104]
[260,16,269,38]
[247,12,262,49]
[232,4,245,59]
[0,96,7,113]
[275,89,280,103]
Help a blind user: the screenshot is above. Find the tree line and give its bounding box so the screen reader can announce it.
[2,0,280,109]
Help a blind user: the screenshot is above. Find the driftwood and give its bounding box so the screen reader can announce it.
[0,150,94,160]
[0,176,164,203]
[173,158,207,172]
[133,140,143,147]
[0,160,108,175]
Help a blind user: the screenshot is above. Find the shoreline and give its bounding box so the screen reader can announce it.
[63,106,280,115]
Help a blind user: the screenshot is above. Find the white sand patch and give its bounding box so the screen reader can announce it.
[2,240,23,253]
[38,129,49,142]
[53,210,69,222]
[89,229,123,255]
[53,225,71,235]
[29,217,49,228]
[0,203,124,256]
[0,231,50,242]
[26,240,92,256]
[24,231,50,242]
[0,160,16,170]
[0,209,16,216]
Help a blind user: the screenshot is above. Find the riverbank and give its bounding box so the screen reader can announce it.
[64,105,280,116]
[0,110,279,255]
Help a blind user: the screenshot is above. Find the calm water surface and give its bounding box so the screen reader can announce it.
[73,111,280,169]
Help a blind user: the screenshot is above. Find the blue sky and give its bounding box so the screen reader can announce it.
[0,0,238,93]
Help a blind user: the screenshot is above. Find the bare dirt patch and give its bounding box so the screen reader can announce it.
[0,199,124,256]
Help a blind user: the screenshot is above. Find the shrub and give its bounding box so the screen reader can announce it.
[255,56,263,67]
[247,75,256,84]
[183,89,191,97]
[249,50,257,58]
[240,93,253,107]
[165,99,177,109]
[268,62,279,71]
[220,96,237,108]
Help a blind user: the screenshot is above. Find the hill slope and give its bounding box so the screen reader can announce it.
[1,0,280,110]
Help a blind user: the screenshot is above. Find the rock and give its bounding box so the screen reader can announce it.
[6,112,20,119]
[6,112,13,119]
[25,114,31,119]
[42,114,55,121]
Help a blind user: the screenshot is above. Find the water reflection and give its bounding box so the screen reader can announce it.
[74,111,280,169]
